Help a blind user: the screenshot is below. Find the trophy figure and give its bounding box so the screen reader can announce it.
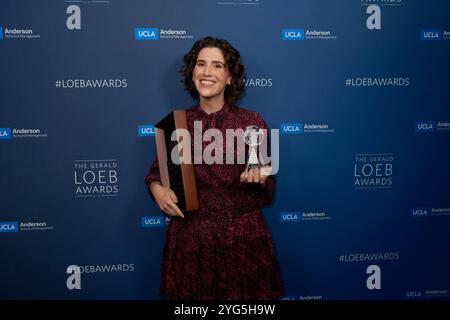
[244,125,264,173]
[243,125,273,176]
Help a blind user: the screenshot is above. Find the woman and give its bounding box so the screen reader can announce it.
[145,36,283,300]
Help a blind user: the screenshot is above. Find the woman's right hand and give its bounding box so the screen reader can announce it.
[150,182,184,218]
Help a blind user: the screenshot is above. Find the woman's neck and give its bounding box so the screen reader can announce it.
[199,97,225,114]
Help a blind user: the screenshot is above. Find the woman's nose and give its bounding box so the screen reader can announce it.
[203,64,212,76]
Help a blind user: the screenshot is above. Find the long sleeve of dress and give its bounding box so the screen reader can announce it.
[144,156,161,201]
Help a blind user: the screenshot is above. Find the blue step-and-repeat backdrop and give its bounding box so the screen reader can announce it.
[1,0,449,300]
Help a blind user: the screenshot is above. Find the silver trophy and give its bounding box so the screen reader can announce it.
[243,125,273,176]
[243,125,264,173]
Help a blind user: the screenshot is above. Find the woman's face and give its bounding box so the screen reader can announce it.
[192,47,231,103]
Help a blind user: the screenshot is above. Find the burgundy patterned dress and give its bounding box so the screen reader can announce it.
[145,104,283,300]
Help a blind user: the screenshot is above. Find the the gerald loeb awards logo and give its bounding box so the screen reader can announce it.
[74,159,119,197]
[354,153,393,189]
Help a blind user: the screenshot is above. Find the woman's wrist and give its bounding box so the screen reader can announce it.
[150,181,162,193]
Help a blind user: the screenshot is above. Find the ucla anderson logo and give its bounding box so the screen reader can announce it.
[137,125,155,136]
[421,29,442,41]
[280,212,301,222]
[415,121,435,132]
[135,28,159,40]
[281,29,304,40]
[411,208,430,217]
[0,222,19,233]
[280,123,303,134]
[141,216,165,227]
[0,128,11,140]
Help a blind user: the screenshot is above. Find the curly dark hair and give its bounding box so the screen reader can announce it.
[181,36,245,106]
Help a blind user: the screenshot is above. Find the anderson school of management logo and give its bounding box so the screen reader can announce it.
[0,26,40,39]
[281,28,336,40]
[134,27,193,40]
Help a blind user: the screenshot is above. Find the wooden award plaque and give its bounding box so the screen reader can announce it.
[155,110,199,212]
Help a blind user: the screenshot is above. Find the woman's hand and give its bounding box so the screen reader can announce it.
[150,182,184,218]
[240,166,272,185]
